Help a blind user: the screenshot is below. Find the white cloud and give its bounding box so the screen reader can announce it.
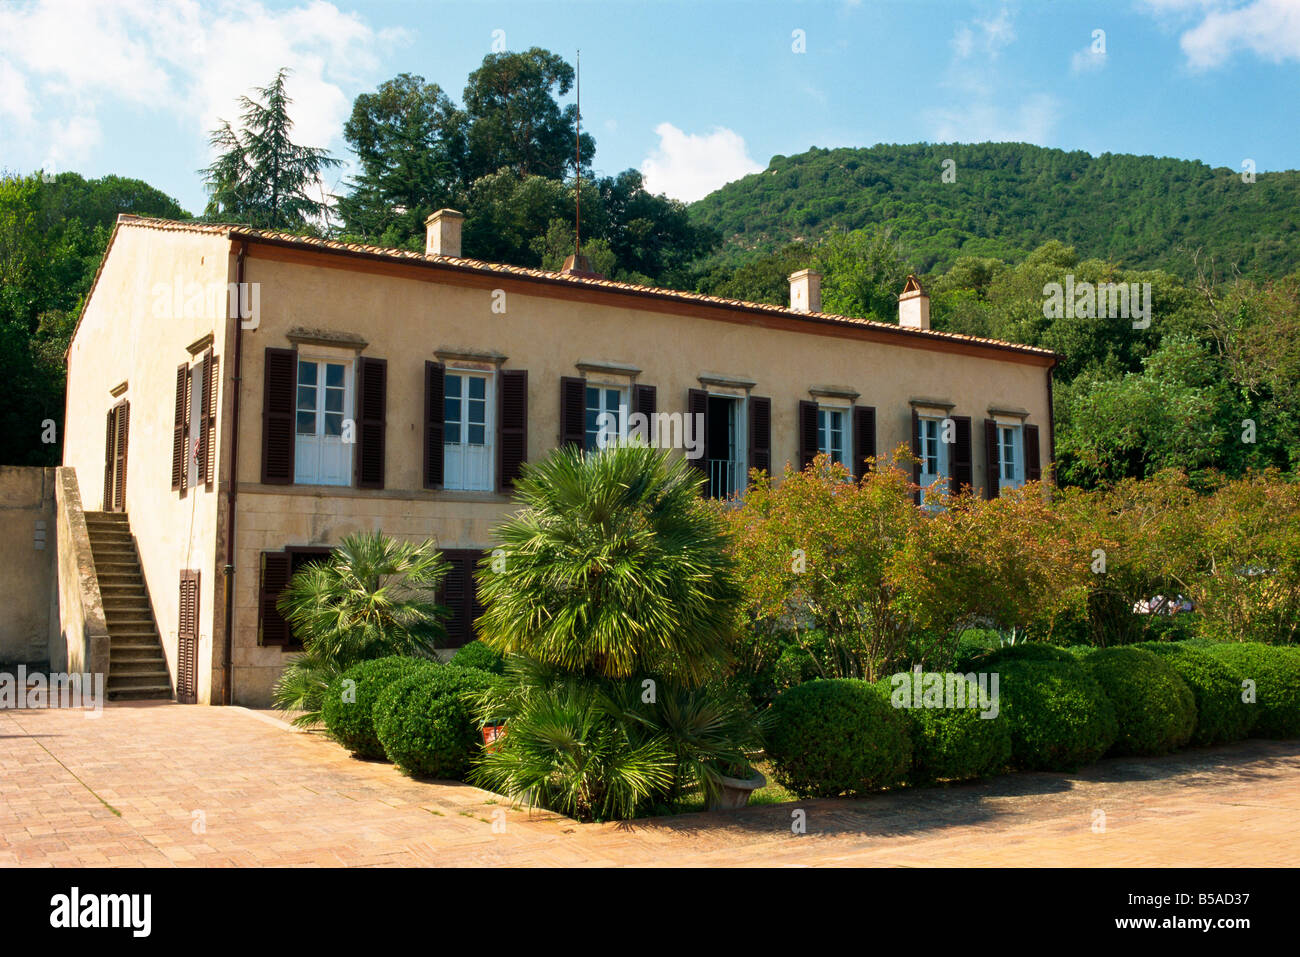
[640,123,764,202]
[1140,0,1300,69]
[0,0,401,167]
[1071,44,1108,73]
[952,6,1016,60]
[926,93,1061,145]
[0,59,34,125]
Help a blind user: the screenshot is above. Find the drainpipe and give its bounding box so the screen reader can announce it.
[221,240,248,705]
[1046,362,1057,487]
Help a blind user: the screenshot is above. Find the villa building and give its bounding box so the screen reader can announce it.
[60,211,1057,706]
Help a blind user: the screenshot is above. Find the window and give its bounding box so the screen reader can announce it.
[294,358,352,486]
[999,424,1024,491]
[817,407,849,467]
[585,385,628,450]
[444,371,494,491]
[918,416,948,505]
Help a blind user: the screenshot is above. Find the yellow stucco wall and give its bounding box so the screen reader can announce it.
[63,227,233,703]
[68,225,1053,706]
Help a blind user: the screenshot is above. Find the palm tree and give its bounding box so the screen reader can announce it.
[272,531,449,726]
[474,442,743,686]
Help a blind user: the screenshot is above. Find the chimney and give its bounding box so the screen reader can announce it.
[898,274,930,330]
[789,269,822,313]
[425,208,464,258]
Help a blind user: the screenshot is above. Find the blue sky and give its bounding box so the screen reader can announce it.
[3,0,1299,214]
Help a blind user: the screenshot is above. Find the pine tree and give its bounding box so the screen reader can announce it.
[201,68,339,231]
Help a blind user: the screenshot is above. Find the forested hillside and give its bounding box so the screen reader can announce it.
[688,143,1300,277]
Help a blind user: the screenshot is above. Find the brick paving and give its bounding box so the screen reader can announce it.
[1,701,1297,867]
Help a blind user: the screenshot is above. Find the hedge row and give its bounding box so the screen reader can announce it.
[322,645,503,779]
[765,641,1300,798]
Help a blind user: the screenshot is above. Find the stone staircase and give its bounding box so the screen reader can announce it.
[84,512,172,701]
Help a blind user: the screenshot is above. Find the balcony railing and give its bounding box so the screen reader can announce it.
[707,458,743,500]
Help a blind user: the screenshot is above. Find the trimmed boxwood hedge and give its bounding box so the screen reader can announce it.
[449,641,506,675]
[1082,647,1196,755]
[374,664,495,779]
[1134,642,1256,746]
[766,679,912,797]
[977,643,1080,669]
[996,660,1118,771]
[1202,642,1300,739]
[322,656,438,759]
[875,674,1012,784]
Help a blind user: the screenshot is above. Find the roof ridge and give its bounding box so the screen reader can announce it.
[110,216,1058,360]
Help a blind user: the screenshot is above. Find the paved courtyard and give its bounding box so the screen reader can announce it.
[1,701,1297,867]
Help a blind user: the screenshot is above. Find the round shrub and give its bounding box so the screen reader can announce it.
[1134,642,1255,746]
[875,674,1012,784]
[449,641,506,675]
[374,664,494,779]
[1202,643,1300,739]
[997,660,1118,771]
[322,656,438,759]
[1082,647,1196,755]
[979,643,1079,668]
[766,679,912,797]
[773,644,820,691]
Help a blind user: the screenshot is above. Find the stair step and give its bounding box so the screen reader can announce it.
[107,687,172,701]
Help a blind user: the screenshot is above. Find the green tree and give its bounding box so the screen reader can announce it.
[201,68,340,231]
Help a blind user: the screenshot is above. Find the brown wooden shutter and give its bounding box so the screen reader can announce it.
[1024,424,1042,482]
[498,369,528,491]
[114,401,129,511]
[687,389,709,480]
[261,347,297,484]
[911,407,922,505]
[258,551,292,647]
[984,418,1000,500]
[177,570,200,704]
[204,350,219,489]
[172,364,188,491]
[423,361,445,489]
[852,405,876,479]
[560,376,586,448]
[950,415,972,496]
[797,399,818,469]
[438,550,482,648]
[355,356,387,489]
[103,406,116,510]
[196,350,212,489]
[633,383,656,419]
[747,395,771,479]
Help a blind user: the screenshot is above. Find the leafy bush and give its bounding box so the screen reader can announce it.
[469,674,675,822]
[977,643,1079,668]
[450,641,505,675]
[951,629,1005,671]
[374,665,494,779]
[1134,642,1255,746]
[1082,647,1196,755]
[1202,643,1300,738]
[876,674,1012,784]
[997,660,1118,771]
[322,656,439,758]
[765,679,912,797]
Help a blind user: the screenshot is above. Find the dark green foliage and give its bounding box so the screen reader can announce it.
[450,641,506,675]
[322,656,439,758]
[1134,643,1256,746]
[765,679,912,797]
[690,143,1300,277]
[1082,647,1197,755]
[997,661,1118,771]
[374,665,494,778]
[875,674,1012,784]
[975,643,1080,669]
[1202,643,1300,738]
